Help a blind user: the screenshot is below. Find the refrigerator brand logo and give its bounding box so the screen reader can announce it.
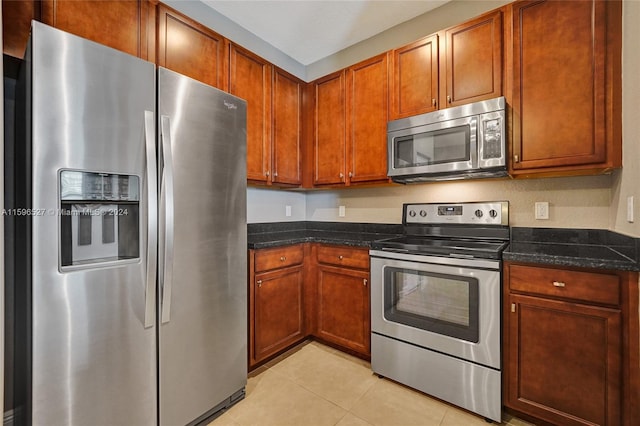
[224,100,238,110]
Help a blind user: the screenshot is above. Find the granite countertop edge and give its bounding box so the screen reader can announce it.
[248,223,640,272]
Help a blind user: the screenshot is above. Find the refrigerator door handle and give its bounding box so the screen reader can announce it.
[160,115,175,324]
[144,110,158,328]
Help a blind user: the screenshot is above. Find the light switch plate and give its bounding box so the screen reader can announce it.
[628,196,634,222]
[285,205,292,217]
[338,205,346,217]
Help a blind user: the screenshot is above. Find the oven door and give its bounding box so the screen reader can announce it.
[370,250,500,369]
[387,116,478,178]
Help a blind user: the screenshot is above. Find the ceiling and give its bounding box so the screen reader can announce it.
[201,0,450,65]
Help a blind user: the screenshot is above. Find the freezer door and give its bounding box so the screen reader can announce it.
[157,67,247,426]
[27,22,157,425]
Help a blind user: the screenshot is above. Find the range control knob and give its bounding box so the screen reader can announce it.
[408,210,417,217]
[420,210,427,217]
[474,209,484,218]
[489,209,498,218]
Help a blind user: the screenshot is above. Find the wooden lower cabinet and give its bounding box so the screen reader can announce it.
[504,262,639,426]
[314,245,370,357]
[249,245,306,368]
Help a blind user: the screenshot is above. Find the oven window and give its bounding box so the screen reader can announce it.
[394,125,470,168]
[383,267,479,343]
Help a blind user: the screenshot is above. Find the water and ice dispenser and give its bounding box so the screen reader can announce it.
[59,170,140,267]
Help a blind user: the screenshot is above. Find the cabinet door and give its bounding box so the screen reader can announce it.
[511,0,617,173]
[313,71,347,186]
[253,266,304,364]
[389,34,439,119]
[3,0,40,59]
[442,10,502,108]
[41,0,154,60]
[507,294,621,425]
[272,68,303,186]
[316,265,370,356]
[230,45,272,183]
[157,4,228,89]
[347,53,390,184]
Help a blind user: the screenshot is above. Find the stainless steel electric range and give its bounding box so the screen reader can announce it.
[369,201,509,423]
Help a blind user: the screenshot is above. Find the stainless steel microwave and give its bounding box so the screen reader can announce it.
[387,97,507,183]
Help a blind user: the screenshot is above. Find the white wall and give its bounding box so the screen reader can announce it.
[247,187,306,223]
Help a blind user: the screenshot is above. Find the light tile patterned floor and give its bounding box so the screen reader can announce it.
[209,341,534,426]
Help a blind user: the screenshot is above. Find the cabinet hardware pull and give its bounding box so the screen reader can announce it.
[280,256,286,261]
[338,255,343,260]
[265,171,270,177]
[257,279,263,287]
[339,172,344,179]
[514,154,519,163]
[273,172,278,177]
[511,303,516,313]
[349,171,353,178]
[447,95,452,104]
[363,279,368,286]
[553,281,566,287]
[432,99,437,107]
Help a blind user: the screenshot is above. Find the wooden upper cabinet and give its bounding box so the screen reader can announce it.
[442,10,502,108]
[313,71,347,186]
[3,0,40,59]
[2,0,155,60]
[271,68,303,186]
[229,44,272,183]
[42,0,155,60]
[510,0,622,176]
[157,4,228,89]
[389,34,439,119]
[347,53,389,184]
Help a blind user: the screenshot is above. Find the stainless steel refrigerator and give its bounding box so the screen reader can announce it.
[13,21,247,425]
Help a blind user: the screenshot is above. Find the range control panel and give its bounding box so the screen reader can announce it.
[404,201,509,226]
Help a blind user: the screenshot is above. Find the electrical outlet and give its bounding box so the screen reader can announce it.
[628,196,634,223]
[535,202,549,220]
[285,205,292,217]
[338,205,346,217]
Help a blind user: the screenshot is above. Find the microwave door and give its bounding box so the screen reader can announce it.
[388,116,478,177]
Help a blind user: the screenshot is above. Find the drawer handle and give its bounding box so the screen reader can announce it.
[363,279,368,286]
[338,255,343,260]
[257,279,263,288]
[553,281,566,288]
[280,256,286,261]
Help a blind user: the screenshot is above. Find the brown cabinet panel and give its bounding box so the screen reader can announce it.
[510,264,620,306]
[347,53,389,184]
[157,4,228,89]
[443,10,502,107]
[254,245,304,273]
[510,0,621,175]
[316,265,370,356]
[272,68,303,185]
[253,266,305,364]
[41,0,154,60]
[229,44,272,183]
[2,0,40,59]
[313,71,347,186]
[390,34,439,119]
[507,294,621,425]
[316,245,369,270]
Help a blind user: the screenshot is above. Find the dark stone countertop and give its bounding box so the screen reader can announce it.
[247,221,403,250]
[249,223,640,272]
[503,227,640,272]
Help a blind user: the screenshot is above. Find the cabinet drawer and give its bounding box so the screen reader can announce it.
[255,245,304,272]
[316,245,369,270]
[509,264,620,306]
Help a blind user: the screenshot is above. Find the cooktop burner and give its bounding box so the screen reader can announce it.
[373,202,510,260]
